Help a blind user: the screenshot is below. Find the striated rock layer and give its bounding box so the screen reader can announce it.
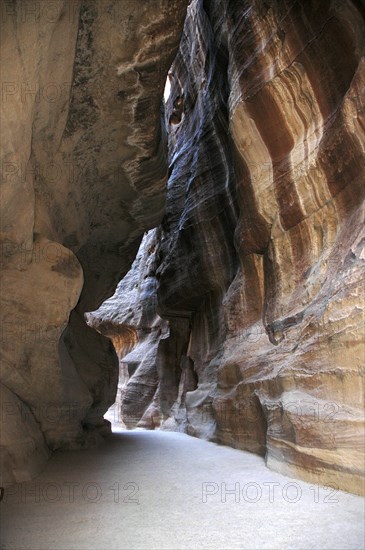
[87,229,168,430]
[100,0,365,495]
[0,0,188,482]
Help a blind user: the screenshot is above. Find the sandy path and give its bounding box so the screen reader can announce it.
[1,429,364,550]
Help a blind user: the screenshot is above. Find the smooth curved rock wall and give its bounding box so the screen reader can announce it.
[0,0,188,482]
[100,0,365,495]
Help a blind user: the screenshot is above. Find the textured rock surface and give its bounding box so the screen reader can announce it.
[96,0,365,495]
[2,0,364,496]
[87,229,168,429]
[0,0,188,481]
[0,383,49,484]
[164,0,365,495]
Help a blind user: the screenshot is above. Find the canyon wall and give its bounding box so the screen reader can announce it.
[87,228,168,430]
[99,0,365,495]
[0,0,188,483]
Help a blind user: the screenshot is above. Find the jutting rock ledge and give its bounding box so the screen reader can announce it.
[1,0,364,496]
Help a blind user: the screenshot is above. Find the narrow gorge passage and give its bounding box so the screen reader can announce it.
[2,430,364,550]
[1,0,365,548]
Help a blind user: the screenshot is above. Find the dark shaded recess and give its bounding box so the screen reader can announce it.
[185,359,199,393]
[157,318,191,416]
[128,363,139,378]
[169,96,184,125]
[262,250,279,346]
[60,309,119,432]
[232,142,271,257]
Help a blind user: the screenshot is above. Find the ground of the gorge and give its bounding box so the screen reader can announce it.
[1,430,364,550]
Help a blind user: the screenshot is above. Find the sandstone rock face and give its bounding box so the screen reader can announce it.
[97,0,365,495]
[0,383,49,484]
[87,229,168,430]
[2,0,364,496]
[0,0,188,482]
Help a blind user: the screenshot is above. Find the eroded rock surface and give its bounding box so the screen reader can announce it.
[0,0,188,482]
[96,0,365,495]
[87,229,168,430]
[2,0,364,495]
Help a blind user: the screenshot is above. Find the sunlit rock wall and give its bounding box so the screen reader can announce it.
[0,0,188,482]
[105,0,365,495]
